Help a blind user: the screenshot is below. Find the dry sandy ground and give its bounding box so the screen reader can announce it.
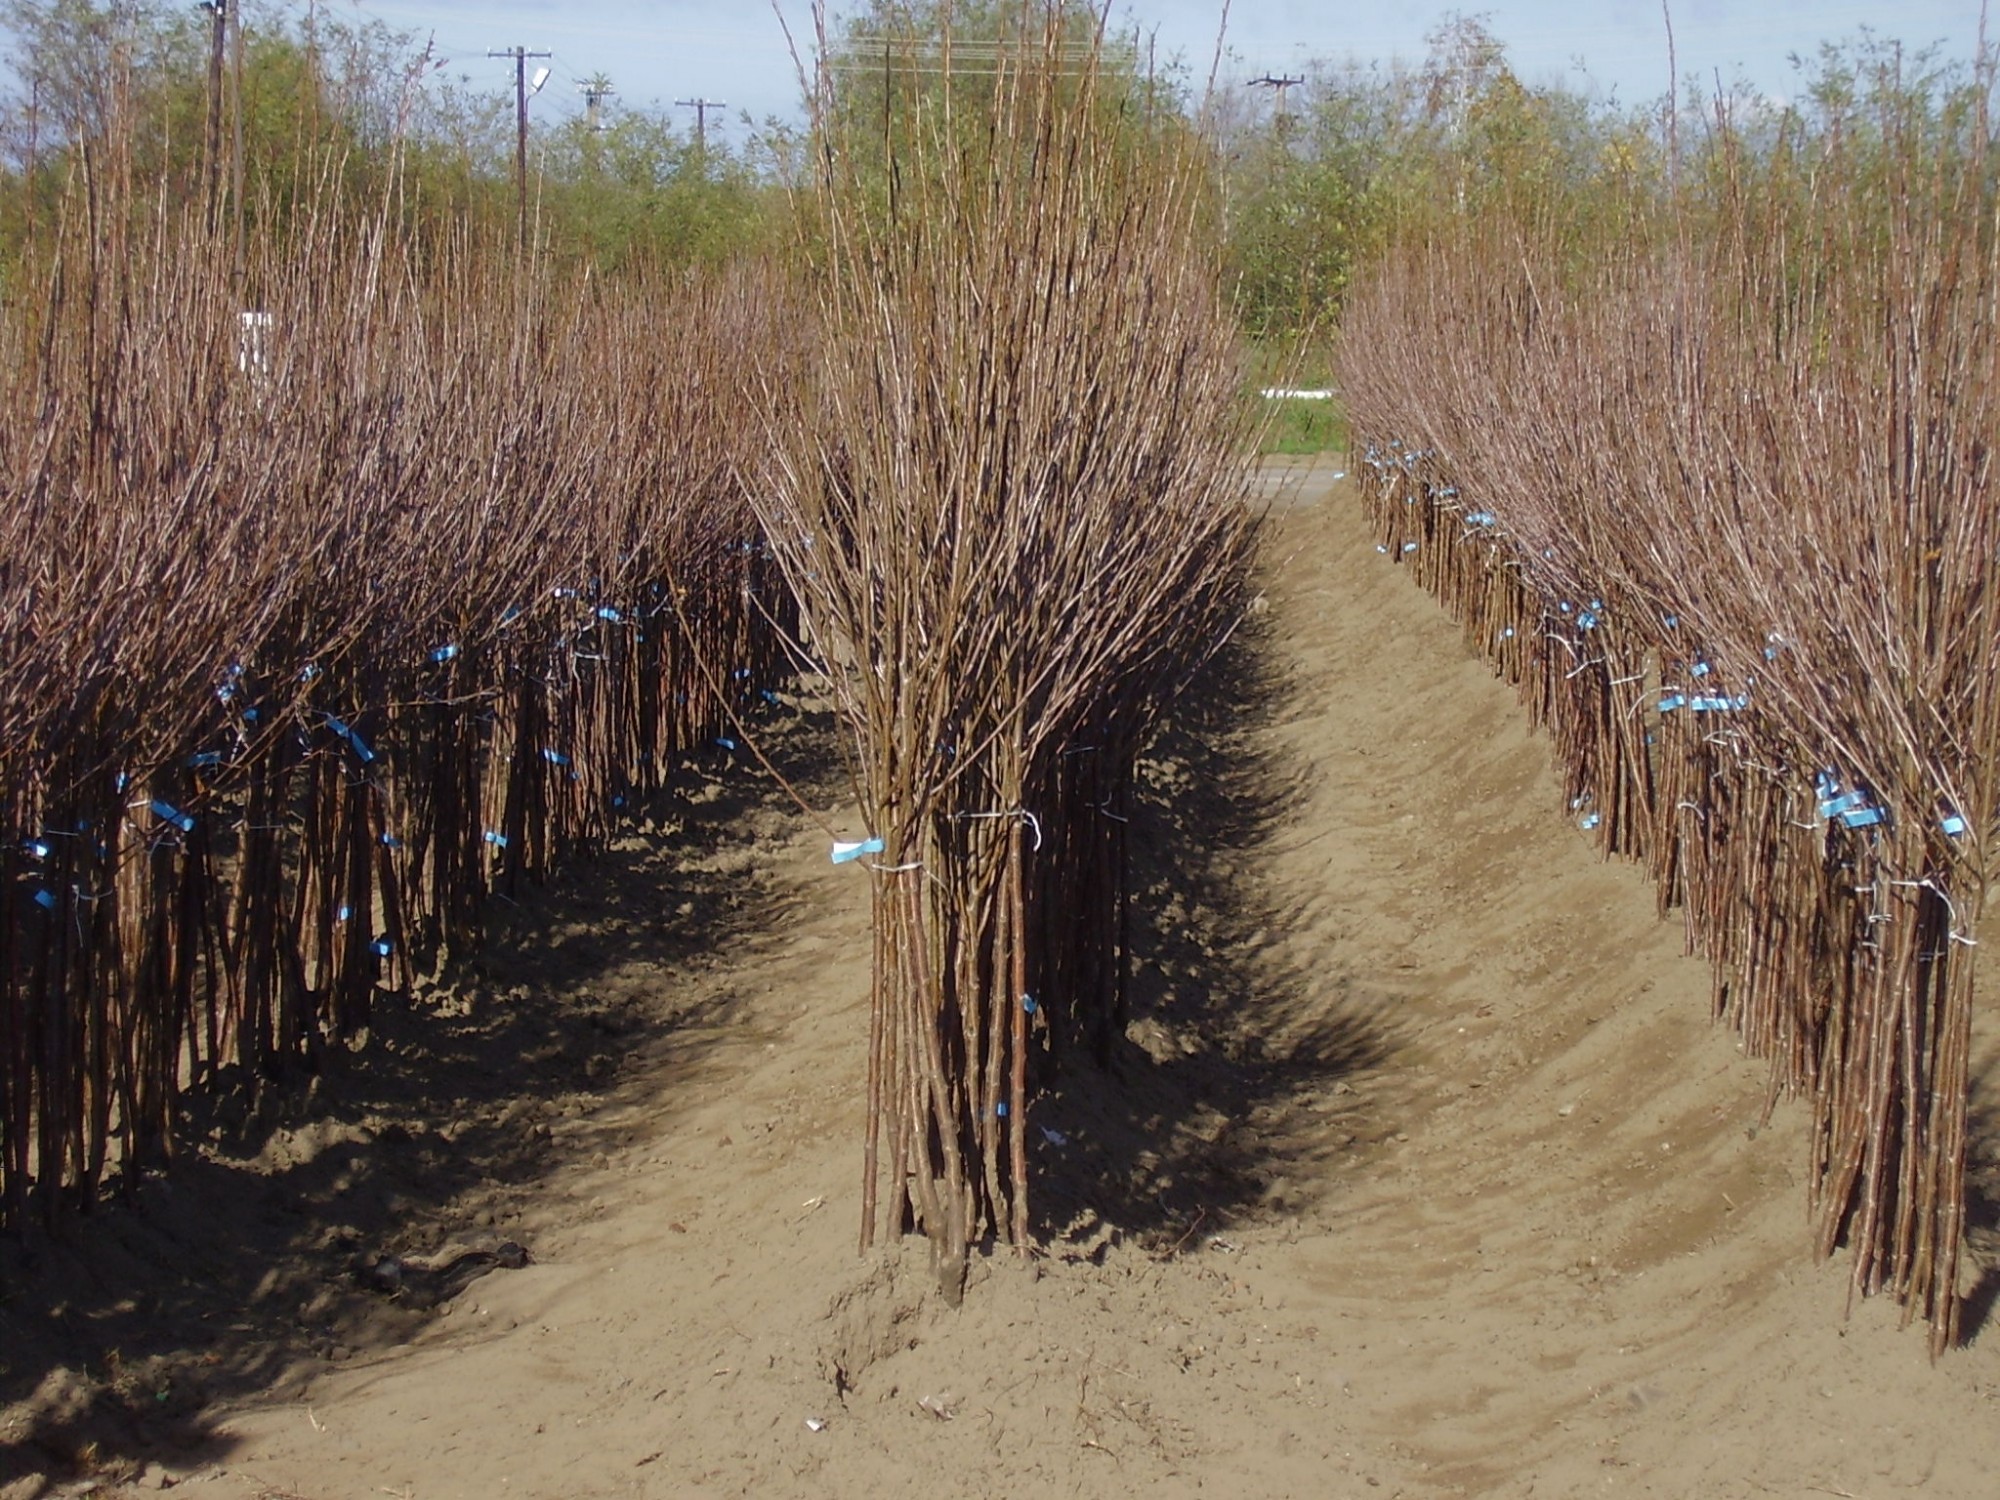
[6,460,2000,1499]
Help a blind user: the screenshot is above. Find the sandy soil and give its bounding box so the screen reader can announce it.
[6,459,2000,1499]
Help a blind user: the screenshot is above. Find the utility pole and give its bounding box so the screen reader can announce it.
[25,73,38,261]
[675,96,727,159]
[580,74,615,133]
[1248,73,1305,132]
[202,0,226,231]
[490,44,553,250]
[231,0,246,288]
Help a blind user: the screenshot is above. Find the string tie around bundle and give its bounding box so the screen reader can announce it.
[956,808,1044,851]
[1888,877,1979,948]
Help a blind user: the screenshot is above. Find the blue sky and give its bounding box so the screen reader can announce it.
[326,1,1989,139]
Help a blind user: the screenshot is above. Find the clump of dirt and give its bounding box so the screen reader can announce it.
[819,1249,935,1397]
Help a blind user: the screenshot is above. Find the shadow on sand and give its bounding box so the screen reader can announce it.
[1956,1083,2000,1346]
[1028,606,1401,1257]
[0,695,844,1496]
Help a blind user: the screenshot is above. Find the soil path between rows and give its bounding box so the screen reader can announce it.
[10,459,2000,1499]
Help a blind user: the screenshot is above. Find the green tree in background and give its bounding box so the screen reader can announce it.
[537,105,775,272]
[1221,11,1661,340]
[0,0,786,279]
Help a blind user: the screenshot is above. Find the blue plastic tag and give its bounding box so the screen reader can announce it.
[831,836,885,865]
[151,801,195,833]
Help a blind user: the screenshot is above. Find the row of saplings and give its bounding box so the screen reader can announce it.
[1337,120,2000,1351]
[0,10,1257,1314]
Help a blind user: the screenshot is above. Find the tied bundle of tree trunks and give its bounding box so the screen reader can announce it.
[1334,62,2000,1352]
[754,1,1258,1300]
[0,152,797,1241]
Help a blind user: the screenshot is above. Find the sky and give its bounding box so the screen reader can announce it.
[320,1,1990,140]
